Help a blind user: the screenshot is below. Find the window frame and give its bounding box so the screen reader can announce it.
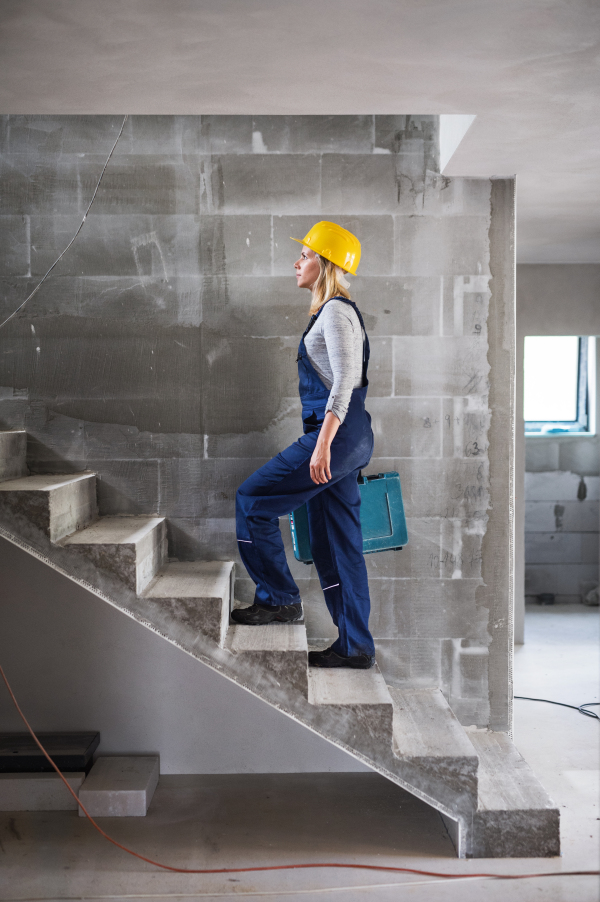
[525,336,591,436]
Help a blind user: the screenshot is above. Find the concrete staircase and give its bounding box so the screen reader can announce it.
[0,430,560,858]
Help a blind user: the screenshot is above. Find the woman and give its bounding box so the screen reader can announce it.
[233,221,376,669]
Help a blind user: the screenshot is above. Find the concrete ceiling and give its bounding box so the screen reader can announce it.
[1,0,598,263]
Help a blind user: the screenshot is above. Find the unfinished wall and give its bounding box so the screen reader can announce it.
[0,115,515,735]
[524,469,599,603]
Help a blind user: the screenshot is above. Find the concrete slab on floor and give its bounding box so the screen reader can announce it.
[0,772,84,811]
[78,756,159,817]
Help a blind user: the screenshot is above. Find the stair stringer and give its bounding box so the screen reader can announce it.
[0,510,476,857]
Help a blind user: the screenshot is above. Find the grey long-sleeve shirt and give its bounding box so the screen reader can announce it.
[304,299,365,423]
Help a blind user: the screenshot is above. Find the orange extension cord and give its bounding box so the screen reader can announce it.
[1,664,598,884]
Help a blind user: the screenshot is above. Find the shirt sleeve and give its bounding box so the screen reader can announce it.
[322,302,360,423]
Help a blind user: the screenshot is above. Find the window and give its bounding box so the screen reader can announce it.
[524,336,595,435]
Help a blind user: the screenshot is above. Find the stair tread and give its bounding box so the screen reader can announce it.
[0,472,93,492]
[63,516,164,545]
[142,560,233,599]
[227,623,308,653]
[308,666,393,707]
[389,687,479,760]
[468,731,557,812]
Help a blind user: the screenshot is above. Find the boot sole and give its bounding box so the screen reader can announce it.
[231,609,303,626]
[308,656,375,669]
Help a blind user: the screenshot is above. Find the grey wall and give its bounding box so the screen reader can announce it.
[0,115,515,755]
[524,467,599,603]
[515,265,600,636]
[518,265,600,335]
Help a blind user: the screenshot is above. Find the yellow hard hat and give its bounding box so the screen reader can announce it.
[290,221,361,275]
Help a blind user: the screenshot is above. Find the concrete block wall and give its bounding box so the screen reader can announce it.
[524,462,599,603]
[0,115,515,729]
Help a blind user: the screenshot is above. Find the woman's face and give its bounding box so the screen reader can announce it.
[294,246,320,290]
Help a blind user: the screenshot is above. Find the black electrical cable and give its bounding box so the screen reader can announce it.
[515,696,599,720]
[0,114,128,331]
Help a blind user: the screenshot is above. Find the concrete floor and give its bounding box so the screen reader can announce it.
[0,604,598,902]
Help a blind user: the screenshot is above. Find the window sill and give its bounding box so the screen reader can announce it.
[525,431,596,438]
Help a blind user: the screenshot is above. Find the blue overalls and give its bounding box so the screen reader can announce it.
[235,297,375,657]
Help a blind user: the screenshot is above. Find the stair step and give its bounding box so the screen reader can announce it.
[0,472,97,542]
[0,430,27,482]
[63,516,167,594]
[390,687,478,761]
[468,731,560,858]
[226,624,308,693]
[389,687,479,816]
[308,666,393,707]
[142,561,234,646]
[307,666,394,750]
[228,623,307,653]
[78,756,159,817]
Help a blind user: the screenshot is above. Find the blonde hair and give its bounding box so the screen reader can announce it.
[309,255,351,316]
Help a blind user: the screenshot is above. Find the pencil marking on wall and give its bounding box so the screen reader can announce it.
[131,231,170,288]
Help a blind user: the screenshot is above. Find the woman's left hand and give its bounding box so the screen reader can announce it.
[310,442,332,484]
[310,411,341,484]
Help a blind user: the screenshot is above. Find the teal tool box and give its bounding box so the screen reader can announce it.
[289,471,408,564]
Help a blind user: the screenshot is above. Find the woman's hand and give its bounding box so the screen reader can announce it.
[310,411,341,484]
[310,442,332,484]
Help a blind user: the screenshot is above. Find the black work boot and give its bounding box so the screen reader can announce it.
[231,601,303,625]
[308,646,376,669]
